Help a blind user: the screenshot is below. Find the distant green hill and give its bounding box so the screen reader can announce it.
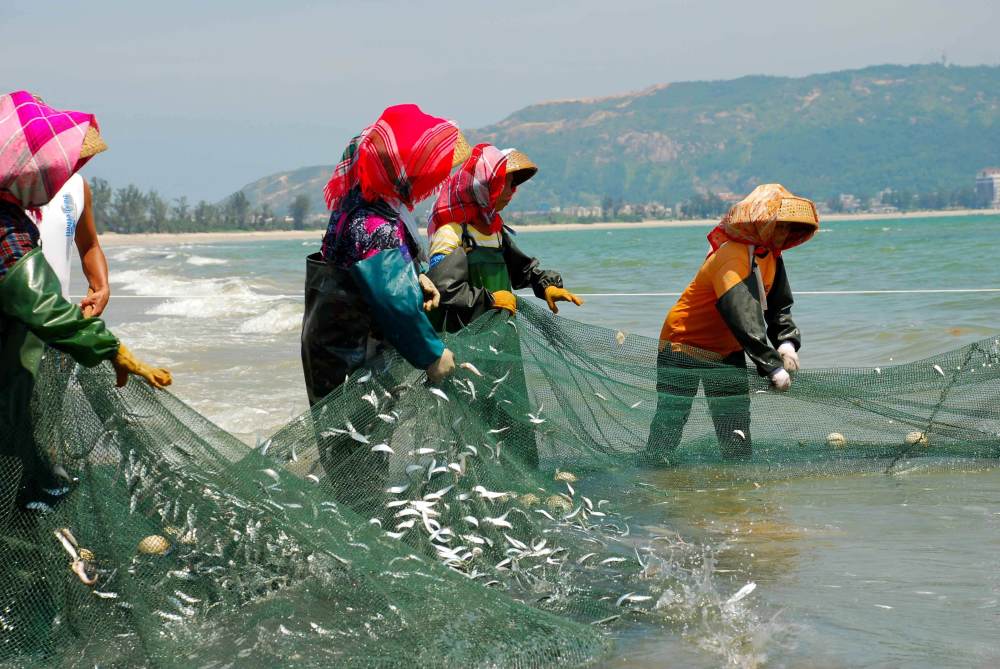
[236,164,332,221]
[238,64,1000,214]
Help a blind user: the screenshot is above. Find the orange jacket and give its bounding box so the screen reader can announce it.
[660,240,799,375]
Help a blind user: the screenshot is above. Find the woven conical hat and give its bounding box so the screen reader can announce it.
[504,149,538,186]
[720,184,819,251]
[451,132,471,168]
[79,126,107,159]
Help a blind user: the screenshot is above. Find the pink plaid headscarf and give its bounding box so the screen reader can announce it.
[0,91,101,209]
[427,143,508,238]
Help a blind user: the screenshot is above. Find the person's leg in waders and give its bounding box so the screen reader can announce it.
[642,348,702,465]
[301,251,391,513]
[703,351,753,459]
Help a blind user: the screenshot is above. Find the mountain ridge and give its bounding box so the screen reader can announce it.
[237,63,1000,215]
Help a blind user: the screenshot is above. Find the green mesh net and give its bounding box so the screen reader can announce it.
[2,302,999,667]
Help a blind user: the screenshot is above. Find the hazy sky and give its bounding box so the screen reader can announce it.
[3,0,998,204]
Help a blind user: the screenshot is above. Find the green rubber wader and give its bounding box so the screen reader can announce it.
[466,247,539,468]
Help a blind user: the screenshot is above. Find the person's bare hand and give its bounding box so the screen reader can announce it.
[80,286,110,318]
[418,274,440,312]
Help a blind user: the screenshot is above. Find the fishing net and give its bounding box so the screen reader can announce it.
[2,301,999,667]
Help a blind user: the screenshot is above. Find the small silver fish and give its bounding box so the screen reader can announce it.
[615,592,652,606]
[429,387,450,402]
[371,443,394,455]
[473,485,508,500]
[483,510,513,529]
[460,362,484,377]
[346,422,369,444]
[933,364,945,377]
[725,582,757,608]
[174,590,201,604]
[385,484,410,494]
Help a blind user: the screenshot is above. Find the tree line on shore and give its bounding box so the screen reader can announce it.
[88,177,995,233]
[511,184,994,225]
[88,179,317,233]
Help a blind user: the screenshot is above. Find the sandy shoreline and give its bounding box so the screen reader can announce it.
[97,208,1000,247]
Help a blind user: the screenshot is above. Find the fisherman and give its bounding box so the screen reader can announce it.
[30,95,110,316]
[424,143,582,330]
[301,104,471,407]
[0,91,172,514]
[424,144,582,467]
[35,173,109,316]
[643,184,818,462]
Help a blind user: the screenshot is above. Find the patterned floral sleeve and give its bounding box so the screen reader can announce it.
[0,203,40,279]
[322,202,414,269]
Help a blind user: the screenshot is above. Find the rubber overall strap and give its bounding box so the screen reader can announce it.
[749,245,768,312]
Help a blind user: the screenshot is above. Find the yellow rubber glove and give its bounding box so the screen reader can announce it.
[544,286,584,314]
[111,344,173,389]
[490,290,517,315]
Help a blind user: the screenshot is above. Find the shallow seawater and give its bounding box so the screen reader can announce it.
[83,214,1000,666]
[601,467,1000,668]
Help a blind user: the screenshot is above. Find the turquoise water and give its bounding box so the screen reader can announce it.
[92,214,1000,667]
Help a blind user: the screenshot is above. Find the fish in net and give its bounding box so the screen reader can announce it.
[2,302,998,667]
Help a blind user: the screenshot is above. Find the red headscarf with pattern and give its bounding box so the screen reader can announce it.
[426,143,508,238]
[323,104,461,212]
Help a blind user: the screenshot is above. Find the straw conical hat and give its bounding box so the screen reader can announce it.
[451,132,472,168]
[719,184,819,251]
[79,126,107,158]
[503,149,538,186]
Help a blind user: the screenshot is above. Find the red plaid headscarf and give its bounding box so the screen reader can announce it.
[324,104,461,212]
[0,91,101,209]
[427,143,508,238]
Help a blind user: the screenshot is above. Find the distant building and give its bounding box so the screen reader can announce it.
[976,168,1000,208]
[561,205,603,218]
[838,193,861,212]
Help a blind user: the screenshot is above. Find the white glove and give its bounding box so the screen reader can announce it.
[777,342,800,372]
[769,368,791,392]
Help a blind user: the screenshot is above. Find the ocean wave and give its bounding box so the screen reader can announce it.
[112,268,278,319]
[186,255,229,266]
[237,302,303,334]
[109,247,162,263]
